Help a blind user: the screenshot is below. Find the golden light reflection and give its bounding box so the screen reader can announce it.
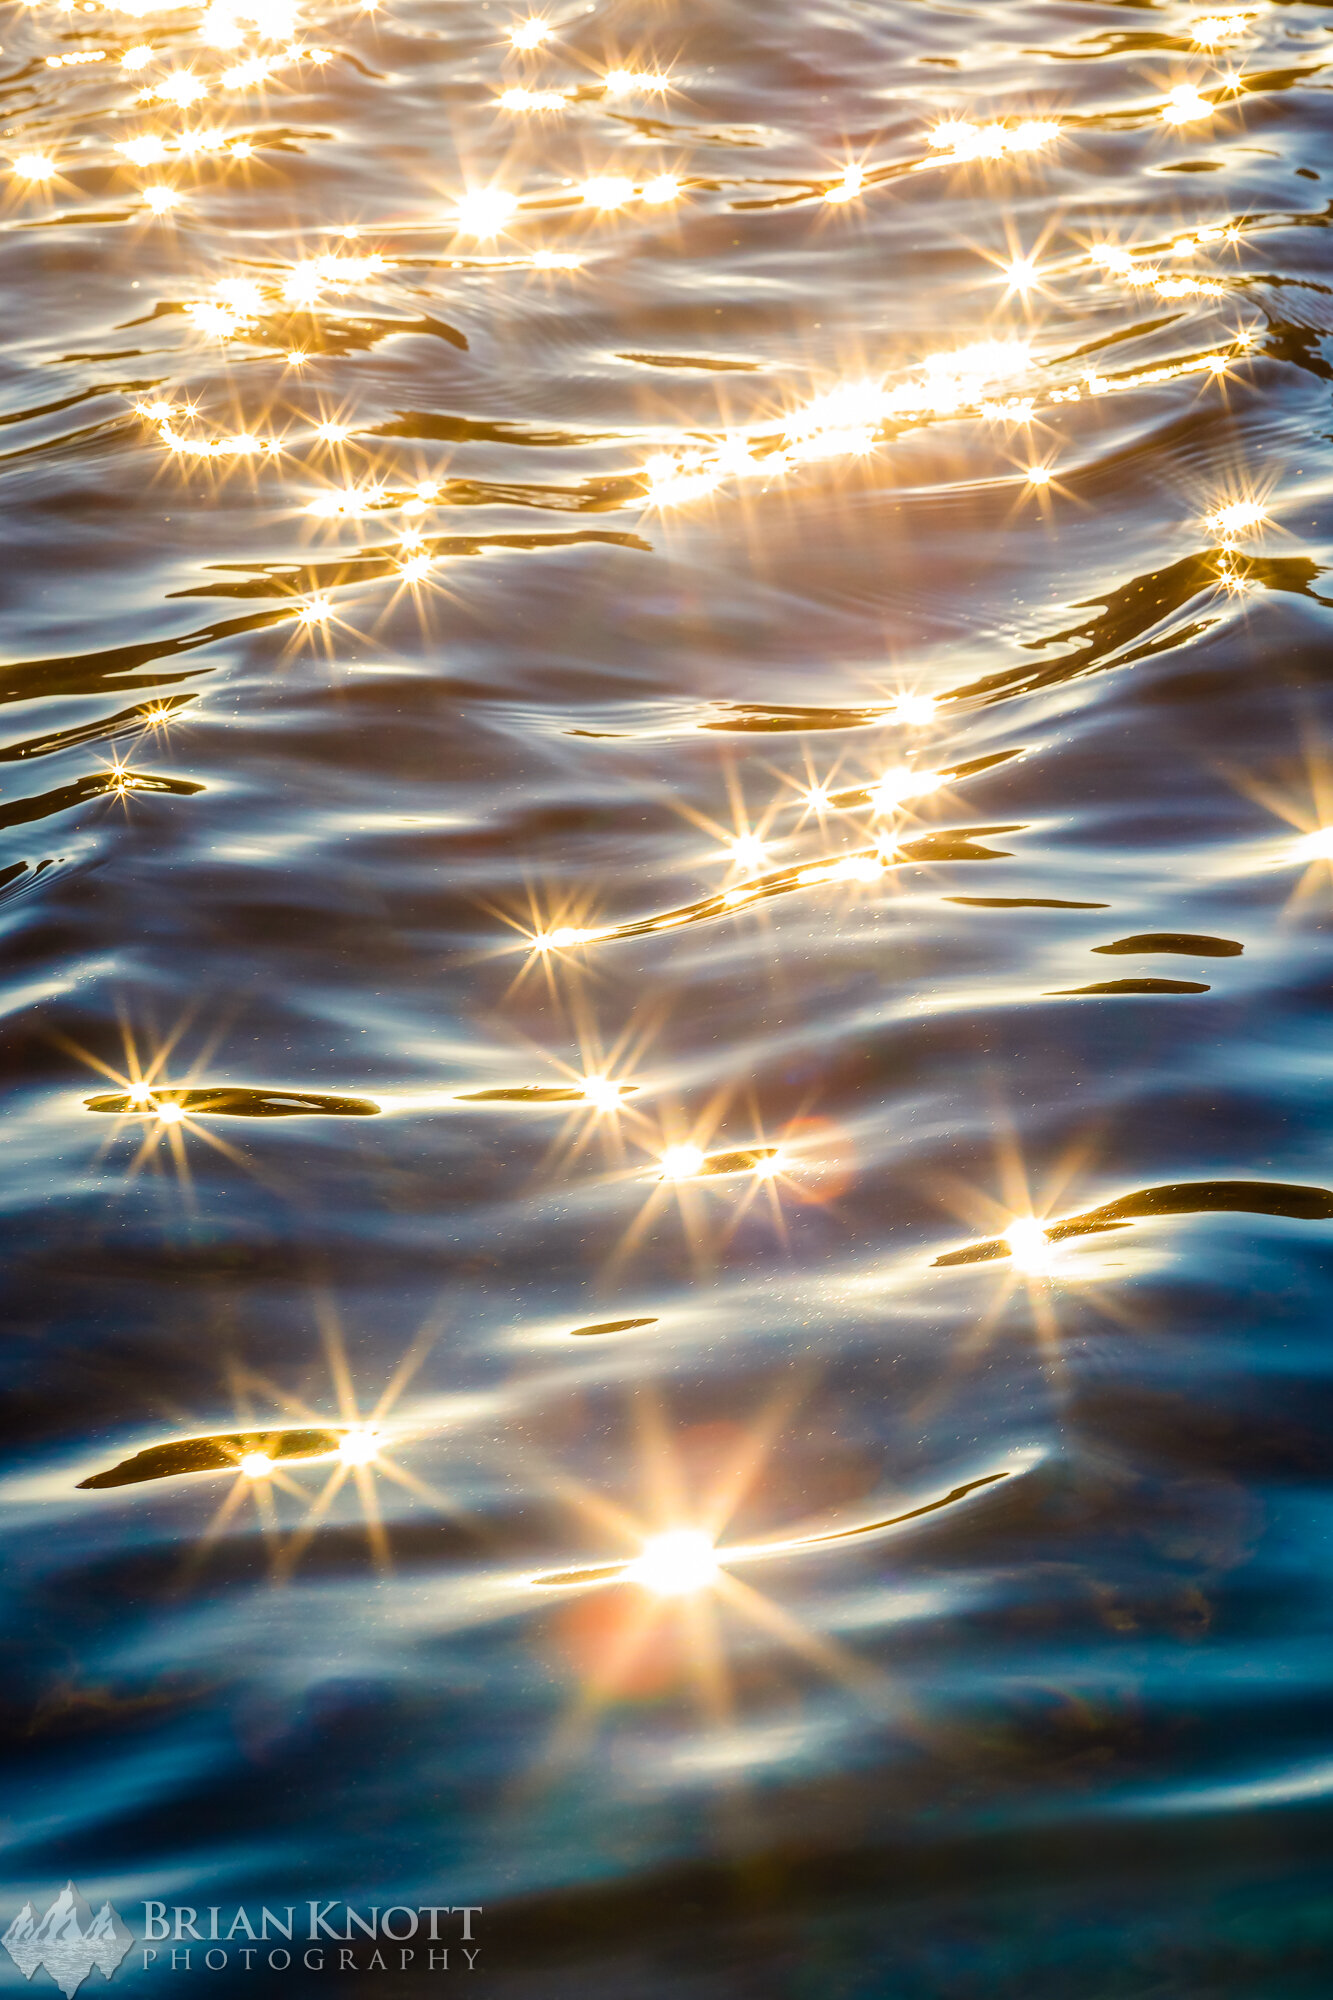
[127,1300,462,1586]
[728,831,768,870]
[508,16,551,49]
[455,187,519,235]
[625,1529,720,1597]
[53,1006,291,1206]
[580,174,635,211]
[530,924,607,952]
[1004,254,1040,295]
[823,165,864,205]
[1206,497,1268,541]
[515,1388,931,1767]
[153,67,209,105]
[1004,1215,1061,1275]
[118,134,167,165]
[1223,733,1333,918]
[498,85,569,111]
[580,1075,627,1113]
[16,0,1309,1678]
[867,764,942,814]
[924,1110,1157,1378]
[1292,827,1333,864]
[1192,11,1255,46]
[1162,83,1215,125]
[926,118,1060,166]
[603,68,671,97]
[641,338,1048,508]
[337,1425,381,1466]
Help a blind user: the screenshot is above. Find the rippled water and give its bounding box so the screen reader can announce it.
[4,0,1333,1992]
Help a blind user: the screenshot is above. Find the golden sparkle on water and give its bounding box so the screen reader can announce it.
[728,832,769,871]
[625,1530,721,1597]
[20,0,1307,1690]
[498,85,568,111]
[530,924,605,952]
[1162,82,1215,125]
[926,118,1060,165]
[337,1426,380,1466]
[1004,1216,1059,1275]
[824,164,865,204]
[580,1076,626,1112]
[1192,12,1254,48]
[890,693,937,726]
[1292,828,1333,864]
[455,187,519,235]
[1207,497,1269,543]
[580,174,635,210]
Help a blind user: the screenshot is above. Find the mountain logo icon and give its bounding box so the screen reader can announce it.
[2,1886,132,1997]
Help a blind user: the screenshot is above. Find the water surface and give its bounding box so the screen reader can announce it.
[4,0,1333,1993]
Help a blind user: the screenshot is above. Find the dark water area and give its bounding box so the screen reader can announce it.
[3,0,1333,1993]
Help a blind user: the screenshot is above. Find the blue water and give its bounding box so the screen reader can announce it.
[3,0,1333,1992]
